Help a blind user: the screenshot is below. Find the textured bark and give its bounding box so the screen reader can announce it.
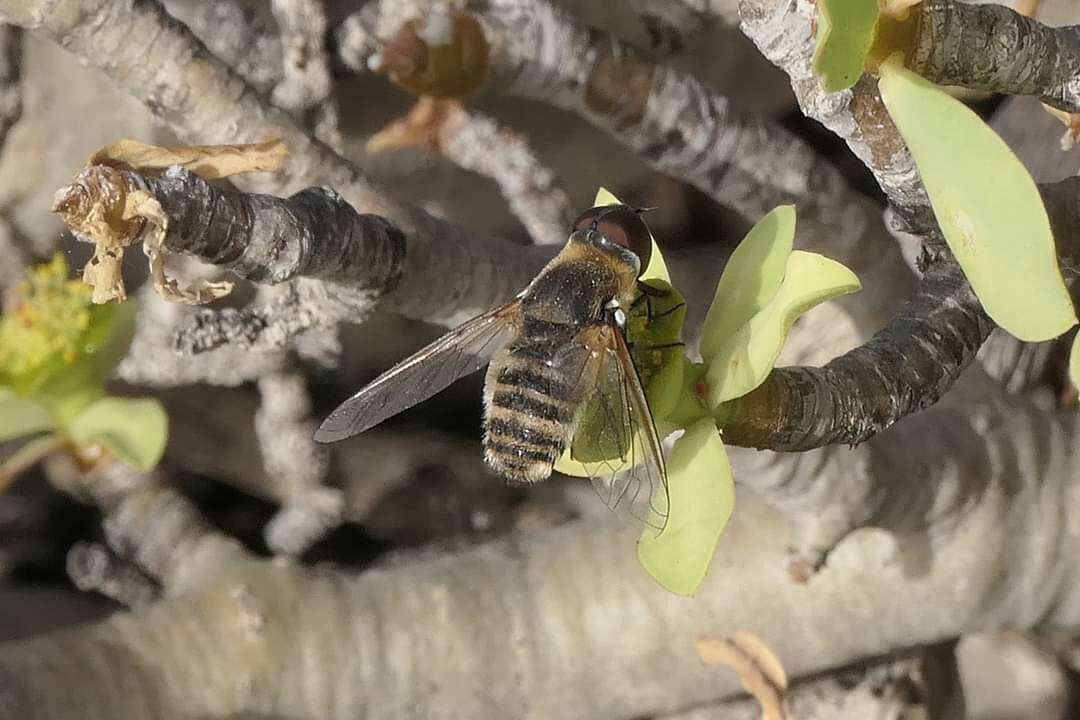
[139,167,406,302]
[628,0,741,55]
[910,0,1080,114]
[174,279,338,356]
[162,0,282,94]
[117,287,291,388]
[723,262,994,450]
[270,0,340,146]
[740,0,934,228]
[0,23,21,144]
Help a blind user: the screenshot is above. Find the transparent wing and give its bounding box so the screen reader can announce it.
[315,302,520,442]
[560,324,670,531]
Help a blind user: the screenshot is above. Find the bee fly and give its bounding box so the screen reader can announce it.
[316,204,670,528]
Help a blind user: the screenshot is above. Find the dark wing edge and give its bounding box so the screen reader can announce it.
[609,329,670,531]
[315,301,520,443]
[565,324,670,532]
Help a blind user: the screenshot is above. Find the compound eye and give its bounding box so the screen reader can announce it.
[571,205,653,274]
[571,205,611,232]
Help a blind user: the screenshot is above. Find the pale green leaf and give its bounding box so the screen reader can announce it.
[0,388,55,441]
[879,55,1076,342]
[638,418,734,596]
[813,0,880,93]
[700,205,795,359]
[594,187,670,284]
[705,250,860,407]
[67,397,168,470]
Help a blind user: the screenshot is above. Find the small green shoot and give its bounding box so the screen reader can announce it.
[67,397,168,471]
[813,0,881,92]
[700,205,795,360]
[705,250,860,406]
[0,255,168,491]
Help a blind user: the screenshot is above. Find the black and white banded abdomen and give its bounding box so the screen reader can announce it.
[482,345,583,484]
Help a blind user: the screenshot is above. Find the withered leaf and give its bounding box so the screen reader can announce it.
[696,633,787,720]
[87,138,288,180]
[128,189,233,305]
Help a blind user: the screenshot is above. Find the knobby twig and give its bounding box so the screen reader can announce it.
[270,0,341,147]
[908,0,1080,114]
[627,0,740,55]
[722,261,993,450]
[369,97,576,246]
[340,0,890,257]
[255,370,342,556]
[66,541,159,609]
[117,287,288,388]
[174,279,340,357]
[162,0,282,94]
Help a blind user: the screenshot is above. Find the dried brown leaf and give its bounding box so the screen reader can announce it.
[128,190,233,305]
[697,633,787,720]
[52,165,144,303]
[52,160,234,305]
[87,138,288,180]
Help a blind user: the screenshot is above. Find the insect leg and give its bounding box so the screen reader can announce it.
[649,301,686,321]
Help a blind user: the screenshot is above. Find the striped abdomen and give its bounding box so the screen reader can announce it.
[482,343,583,484]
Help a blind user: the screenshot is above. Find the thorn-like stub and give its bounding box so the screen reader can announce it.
[51,165,140,244]
[584,42,655,131]
[367,96,462,153]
